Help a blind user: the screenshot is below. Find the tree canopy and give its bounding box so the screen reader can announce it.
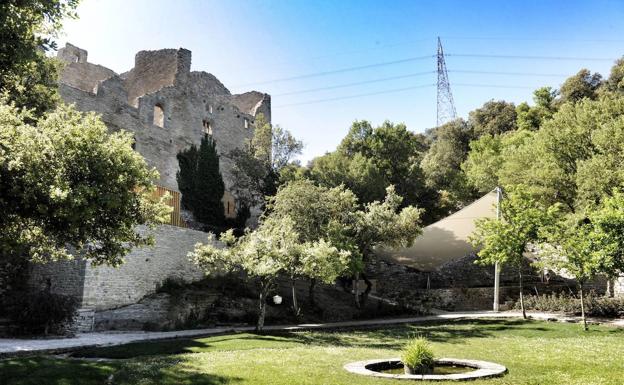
[0,102,168,267]
[0,0,79,117]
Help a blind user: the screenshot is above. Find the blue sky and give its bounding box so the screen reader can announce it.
[58,0,624,162]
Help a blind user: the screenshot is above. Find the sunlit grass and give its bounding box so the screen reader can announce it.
[2,319,623,385]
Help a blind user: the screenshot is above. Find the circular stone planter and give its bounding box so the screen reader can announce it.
[344,358,507,381]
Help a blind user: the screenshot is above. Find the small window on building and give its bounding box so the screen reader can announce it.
[202,119,213,135]
[208,104,213,114]
[244,118,249,129]
[153,104,164,127]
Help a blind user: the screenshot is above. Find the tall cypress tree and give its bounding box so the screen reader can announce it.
[176,144,198,211]
[176,134,225,227]
[194,135,225,225]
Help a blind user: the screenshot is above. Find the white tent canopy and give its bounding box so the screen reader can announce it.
[377,190,498,271]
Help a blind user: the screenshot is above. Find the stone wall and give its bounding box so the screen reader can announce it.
[57,43,270,209]
[615,276,624,297]
[29,225,214,311]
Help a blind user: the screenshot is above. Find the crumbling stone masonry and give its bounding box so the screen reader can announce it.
[27,44,270,331]
[57,43,271,209]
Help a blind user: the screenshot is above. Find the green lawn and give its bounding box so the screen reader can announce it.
[2,319,623,385]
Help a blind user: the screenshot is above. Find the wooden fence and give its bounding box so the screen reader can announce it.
[153,185,186,228]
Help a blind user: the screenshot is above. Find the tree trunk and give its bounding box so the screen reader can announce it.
[291,277,300,317]
[519,269,526,320]
[257,282,269,332]
[354,272,361,308]
[360,273,373,307]
[308,278,316,307]
[579,283,588,331]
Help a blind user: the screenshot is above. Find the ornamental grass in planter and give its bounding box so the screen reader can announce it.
[401,337,435,375]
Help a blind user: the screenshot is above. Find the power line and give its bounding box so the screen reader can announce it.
[272,70,435,96]
[449,69,569,77]
[233,55,435,88]
[454,83,538,89]
[273,82,552,108]
[442,36,624,43]
[446,53,617,62]
[234,53,616,89]
[268,69,569,98]
[273,84,435,108]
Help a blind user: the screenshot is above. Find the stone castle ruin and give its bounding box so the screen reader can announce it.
[57,43,270,217]
[28,44,272,330]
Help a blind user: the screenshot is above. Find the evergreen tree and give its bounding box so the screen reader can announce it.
[176,144,198,211]
[176,134,225,227]
[195,135,225,226]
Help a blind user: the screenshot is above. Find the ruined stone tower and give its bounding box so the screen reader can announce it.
[57,43,271,219]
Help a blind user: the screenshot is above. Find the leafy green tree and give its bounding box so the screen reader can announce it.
[539,217,599,331]
[468,100,517,137]
[309,151,386,204]
[515,87,557,131]
[500,94,624,211]
[191,216,348,330]
[349,186,423,307]
[0,0,79,117]
[177,135,225,227]
[230,114,302,209]
[421,119,476,211]
[587,190,624,286]
[603,57,624,93]
[310,120,440,223]
[470,187,557,318]
[267,179,359,309]
[0,102,168,270]
[462,130,533,193]
[558,69,602,104]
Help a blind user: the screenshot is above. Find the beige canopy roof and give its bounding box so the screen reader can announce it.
[377,190,498,271]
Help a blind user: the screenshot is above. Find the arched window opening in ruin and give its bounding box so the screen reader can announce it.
[222,192,236,219]
[203,119,213,135]
[153,104,165,127]
[244,118,249,129]
[208,104,213,114]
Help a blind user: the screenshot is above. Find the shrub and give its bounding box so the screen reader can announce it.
[514,292,624,317]
[401,337,435,374]
[8,290,78,335]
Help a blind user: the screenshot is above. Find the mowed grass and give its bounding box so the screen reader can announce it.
[2,319,623,385]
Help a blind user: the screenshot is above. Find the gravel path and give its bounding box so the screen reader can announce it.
[1,310,620,357]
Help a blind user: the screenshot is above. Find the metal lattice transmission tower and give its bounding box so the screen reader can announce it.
[436,37,457,126]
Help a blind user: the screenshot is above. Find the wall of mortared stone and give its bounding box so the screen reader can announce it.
[124,49,191,106]
[28,258,88,304]
[615,276,624,297]
[60,62,117,94]
[28,225,215,311]
[58,45,270,195]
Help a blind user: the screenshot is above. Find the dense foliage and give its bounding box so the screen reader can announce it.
[0,0,79,117]
[0,103,168,267]
[309,121,441,223]
[7,289,78,335]
[229,114,302,209]
[177,134,226,228]
[513,292,624,318]
[191,216,350,330]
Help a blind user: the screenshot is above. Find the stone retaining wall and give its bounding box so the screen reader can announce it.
[29,225,213,311]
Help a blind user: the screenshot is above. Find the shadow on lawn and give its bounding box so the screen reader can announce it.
[1,356,242,385]
[278,318,550,348]
[72,318,623,359]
